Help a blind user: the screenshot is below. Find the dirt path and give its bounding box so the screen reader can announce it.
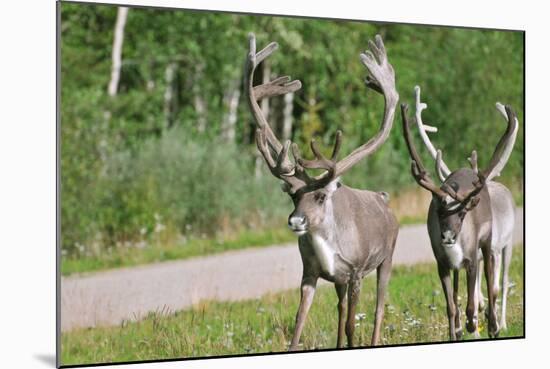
[61,209,523,332]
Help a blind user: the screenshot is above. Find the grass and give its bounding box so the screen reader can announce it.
[61,227,296,275]
[61,246,524,366]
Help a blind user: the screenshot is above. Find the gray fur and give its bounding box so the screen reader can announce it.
[427,172,515,339]
[289,183,399,349]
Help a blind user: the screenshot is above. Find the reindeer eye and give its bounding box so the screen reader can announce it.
[315,193,327,204]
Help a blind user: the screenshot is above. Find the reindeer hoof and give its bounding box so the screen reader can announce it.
[488,322,500,339]
[466,318,477,333]
[455,327,464,340]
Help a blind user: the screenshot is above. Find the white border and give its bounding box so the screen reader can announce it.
[1,0,547,368]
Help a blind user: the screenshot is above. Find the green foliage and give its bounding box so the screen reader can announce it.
[62,127,290,256]
[60,3,524,258]
[61,246,524,365]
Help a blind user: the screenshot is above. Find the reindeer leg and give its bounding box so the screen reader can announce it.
[438,264,457,341]
[472,263,481,339]
[493,248,503,323]
[482,248,500,338]
[500,243,513,330]
[335,283,348,348]
[345,277,362,347]
[477,260,486,312]
[289,276,318,351]
[465,259,479,335]
[453,269,463,339]
[371,257,392,346]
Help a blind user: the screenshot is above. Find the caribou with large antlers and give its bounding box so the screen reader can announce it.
[245,34,399,349]
[401,86,519,340]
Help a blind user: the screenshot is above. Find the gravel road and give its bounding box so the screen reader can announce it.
[61,208,523,332]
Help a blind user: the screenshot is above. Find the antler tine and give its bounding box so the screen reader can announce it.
[401,103,448,198]
[331,34,399,178]
[255,129,305,193]
[255,128,276,168]
[294,131,343,189]
[414,86,452,179]
[330,130,343,160]
[435,150,447,183]
[482,103,519,181]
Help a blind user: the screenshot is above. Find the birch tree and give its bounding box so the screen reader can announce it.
[107,7,129,97]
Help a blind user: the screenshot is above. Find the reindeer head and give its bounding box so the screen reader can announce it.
[401,86,519,246]
[245,34,398,236]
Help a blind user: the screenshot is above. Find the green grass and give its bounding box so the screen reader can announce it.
[61,227,295,275]
[61,246,524,366]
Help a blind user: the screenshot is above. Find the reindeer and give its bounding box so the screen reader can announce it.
[244,34,399,350]
[400,86,519,340]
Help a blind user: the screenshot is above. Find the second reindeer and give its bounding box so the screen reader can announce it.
[245,34,399,349]
[401,87,519,340]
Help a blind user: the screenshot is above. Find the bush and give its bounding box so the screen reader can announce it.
[61,127,290,256]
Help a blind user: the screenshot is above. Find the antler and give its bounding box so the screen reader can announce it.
[403,102,485,202]
[434,104,518,205]
[483,103,519,181]
[246,34,307,194]
[414,86,451,182]
[404,84,519,206]
[246,34,398,194]
[401,104,448,198]
[329,35,399,178]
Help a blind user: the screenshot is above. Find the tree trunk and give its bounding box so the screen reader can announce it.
[163,62,177,129]
[282,92,294,140]
[108,7,129,97]
[221,78,241,143]
[193,63,207,133]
